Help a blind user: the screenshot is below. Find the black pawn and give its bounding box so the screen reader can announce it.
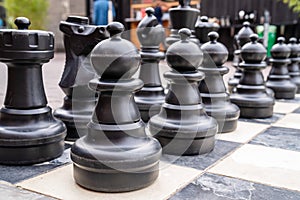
[0,17,66,164]
[266,37,297,99]
[135,8,165,122]
[165,0,200,47]
[195,16,220,44]
[287,37,300,93]
[54,16,108,141]
[199,32,240,133]
[149,28,218,155]
[71,22,161,192]
[228,22,254,93]
[230,34,274,118]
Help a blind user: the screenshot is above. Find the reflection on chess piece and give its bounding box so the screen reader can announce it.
[54,16,108,140]
[199,32,240,133]
[230,34,274,118]
[71,22,162,192]
[149,28,218,155]
[0,17,66,164]
[135,8,165,122]
[266,37,297,99]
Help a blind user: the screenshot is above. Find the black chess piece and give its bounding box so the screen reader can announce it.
[266,37,297,99]
[71,22,162,192]
[54,16,108,141]
[199,32,240,133]
[0,17,66,164]
[135,8,165,122]
[165,0,200,47]
[228,22,254,93]
[287,37,300,93]
[230,34,274,118]
[195,16,219,44]
[149,28,218,155]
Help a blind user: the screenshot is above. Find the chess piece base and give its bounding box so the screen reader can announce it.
[0,107,66,165]
[71,121,161,192]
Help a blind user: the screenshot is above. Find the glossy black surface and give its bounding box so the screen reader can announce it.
[71,22,162,192]
[0,17,66,165]
[228,22,254,93]
[266,37,297,99]
[165,0,200,47]
[134,8,165,122]
[54,16,108,140]
[230,34,274,118]
[149,28,218,155]
[287,37,300,93]
[199,32,240,133]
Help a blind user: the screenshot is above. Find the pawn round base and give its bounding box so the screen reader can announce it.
[73,163,159,192]
[156,135,215,155]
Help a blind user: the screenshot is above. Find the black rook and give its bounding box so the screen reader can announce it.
[0,17,66,164]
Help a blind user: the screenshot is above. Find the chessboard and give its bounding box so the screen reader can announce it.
[0,53,300,200]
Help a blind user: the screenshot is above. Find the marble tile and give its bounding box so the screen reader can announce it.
[216,121,269,144]
[170,173,300,200]
[18,162,202,200]
[162,140,240,170]
[250,126,300,152]
[273,113,300,130]
[273,101,299,114]
[238,113,284,125]
[0,145,71,183]
[208,144,300,192]
[0,181,54,200]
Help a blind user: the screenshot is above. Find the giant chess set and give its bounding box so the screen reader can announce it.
[0,0,300,199]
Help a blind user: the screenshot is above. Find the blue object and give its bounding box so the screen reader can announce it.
[93,0,116,25]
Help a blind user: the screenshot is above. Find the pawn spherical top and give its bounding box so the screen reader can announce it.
[91,22,140,79]
[271,37,291,59]
[240,34,267,64]
[201,31,228,66]
[166,28,203,71]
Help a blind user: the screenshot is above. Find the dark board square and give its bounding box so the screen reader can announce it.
[239,113,284,124]
[293,107,300,114]
[170,173,300,200]
[250,126,300,152]
[0,144,72,184]
[162,140,240,170]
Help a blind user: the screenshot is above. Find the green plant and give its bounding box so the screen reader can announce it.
[4,0,49,30]
[282,0,300,14]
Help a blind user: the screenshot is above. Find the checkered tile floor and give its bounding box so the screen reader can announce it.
[0,54,300,199]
